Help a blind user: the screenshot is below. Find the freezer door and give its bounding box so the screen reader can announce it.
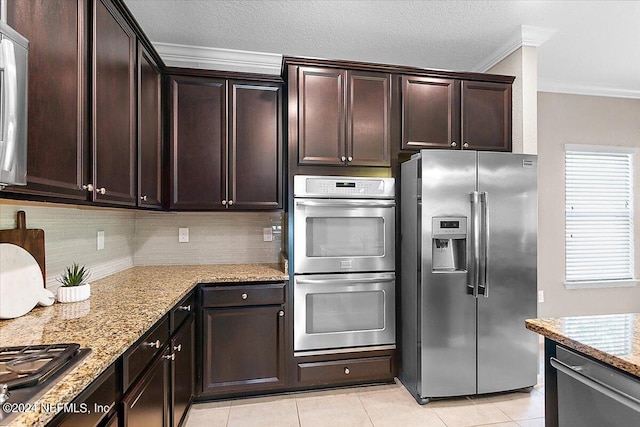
[419,150,477,398]
[477,152,538,394]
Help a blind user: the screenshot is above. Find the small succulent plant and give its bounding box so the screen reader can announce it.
[58,263,90,287]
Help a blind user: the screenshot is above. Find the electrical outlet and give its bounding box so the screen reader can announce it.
[263,227,273,242]
[538,290,544,303]
[178,227,189,243]
[97,231,105,250]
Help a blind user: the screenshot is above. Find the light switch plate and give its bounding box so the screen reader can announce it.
[97,231,105,250]
[263,227,273,242]
[178,227,189,243]
[538,290,544,303]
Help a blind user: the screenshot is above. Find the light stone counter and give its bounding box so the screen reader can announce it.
[526,314,640,377]
[0,264,288,426]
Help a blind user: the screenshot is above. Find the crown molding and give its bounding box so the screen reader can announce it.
[538,80,640,99]
[473,25,555,73]
[153,42,282,75]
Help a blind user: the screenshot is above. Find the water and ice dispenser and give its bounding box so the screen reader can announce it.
[432,217,467,271]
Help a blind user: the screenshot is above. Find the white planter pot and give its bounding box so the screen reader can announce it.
[57,283,90,303]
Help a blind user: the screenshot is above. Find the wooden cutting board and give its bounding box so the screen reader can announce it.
[0,211,46,282]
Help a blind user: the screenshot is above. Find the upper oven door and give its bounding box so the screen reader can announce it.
[293,198,395,274]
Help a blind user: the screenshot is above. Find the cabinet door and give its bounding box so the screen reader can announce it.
[297,67,345,165]
[201,305,286,396]
[347,71,391,166]
[123,349,170,427]
[401,76,460,150]
[461,81,512,151]
[169,76,226,210]
[228,81,282,209]
[93,0,136,205]
[172,315,194,427]
[5,0,87,199]
[137,43,163,208]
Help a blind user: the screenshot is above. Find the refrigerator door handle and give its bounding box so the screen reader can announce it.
[468,191,480,297]
[478,192,489,297]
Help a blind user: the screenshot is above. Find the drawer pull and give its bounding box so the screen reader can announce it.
[173,344,182,352]
[178,304,191,312]
[163,353,175,361]
[146,340,161,349]
[278,310,284,317]
[344,367,350,375]
[241,293,248,300]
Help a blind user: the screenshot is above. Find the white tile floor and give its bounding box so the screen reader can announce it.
[184,379,545,427]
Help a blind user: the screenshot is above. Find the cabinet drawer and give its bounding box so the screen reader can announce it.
[298,356,393,385]
[201,283,286,308]
[58,364,117,427]
[123,316,169,390]
[171,292,195,332]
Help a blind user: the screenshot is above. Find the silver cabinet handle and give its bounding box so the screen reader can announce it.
[463,142,469,149]
[241,293,248,300]
[96,187,106,195]
[82,183,94,192]
[222,200,227,206]
[451,141,457,148]
[173,344,182,352]
[347,156,353,162]
[178,304,191,312]
[228,200,234,206]
[278,310,284,317]
[550,357,640,413]
[140,195,147,202]
[341,156,346,161]
[163,353,175,361]
[146,339,160,349]
[344,367,350,375]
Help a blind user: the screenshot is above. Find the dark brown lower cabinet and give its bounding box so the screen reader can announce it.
[172,315,194,427]
[200,283,287,397]
[122,347,170,427]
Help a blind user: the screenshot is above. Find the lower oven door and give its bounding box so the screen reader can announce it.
[294,272,395,352]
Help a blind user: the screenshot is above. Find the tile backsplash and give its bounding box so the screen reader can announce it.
[0,200,283,289]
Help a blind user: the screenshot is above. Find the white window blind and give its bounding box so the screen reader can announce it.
[565,148,634,285]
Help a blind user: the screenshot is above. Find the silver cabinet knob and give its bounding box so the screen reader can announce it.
[96,187,106,195]
[278,310,284,317]
[140,195,148,202]
[146,339,161,349]
[173,344,182,352]
[222,200,227,206]
[341,156,346,161]
[82,183,94,192]
[241,293,248,300]
[228,200,234,206]
[451,141,457,148]
[347,156,353,162]
[163,353,175,361]
[344,367,350,375]
[463,142,469,149]
[178,304,191,312]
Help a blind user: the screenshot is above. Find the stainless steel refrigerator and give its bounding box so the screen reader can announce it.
[399,149,537,403]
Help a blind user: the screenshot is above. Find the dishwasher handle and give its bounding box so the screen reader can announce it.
[550,357,640,413]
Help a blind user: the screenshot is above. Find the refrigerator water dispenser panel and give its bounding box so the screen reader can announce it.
[432,217,467,272]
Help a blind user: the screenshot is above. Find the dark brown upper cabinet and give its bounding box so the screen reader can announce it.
[401,76,512,152]
[5,0,88,200]
[91,0,137,206]
[297,66,391,167]
[169,75,282,210]
[137,42,163,209]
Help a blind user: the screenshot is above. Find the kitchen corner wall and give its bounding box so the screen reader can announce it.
[0,200,283,290]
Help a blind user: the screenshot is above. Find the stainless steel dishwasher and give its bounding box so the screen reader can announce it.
[551,346,640,426]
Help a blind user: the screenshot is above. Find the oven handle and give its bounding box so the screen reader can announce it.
[295,277,395,285]
[550,357,640,413]
[295,200,395,208]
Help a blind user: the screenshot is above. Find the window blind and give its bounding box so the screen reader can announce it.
[565,150,634,284]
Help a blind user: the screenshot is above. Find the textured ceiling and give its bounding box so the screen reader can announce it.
[124,0,640,97]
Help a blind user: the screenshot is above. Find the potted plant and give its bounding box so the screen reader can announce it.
[57,263,91,303]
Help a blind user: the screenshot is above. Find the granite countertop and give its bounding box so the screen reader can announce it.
[526,313,640,378]
[0,264,288,427]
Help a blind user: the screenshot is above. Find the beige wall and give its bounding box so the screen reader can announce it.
[537,92,640,317]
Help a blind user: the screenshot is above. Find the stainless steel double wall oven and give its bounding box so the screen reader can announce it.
[293,175,396,353]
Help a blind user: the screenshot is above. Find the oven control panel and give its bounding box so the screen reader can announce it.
[294,175,395,198]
